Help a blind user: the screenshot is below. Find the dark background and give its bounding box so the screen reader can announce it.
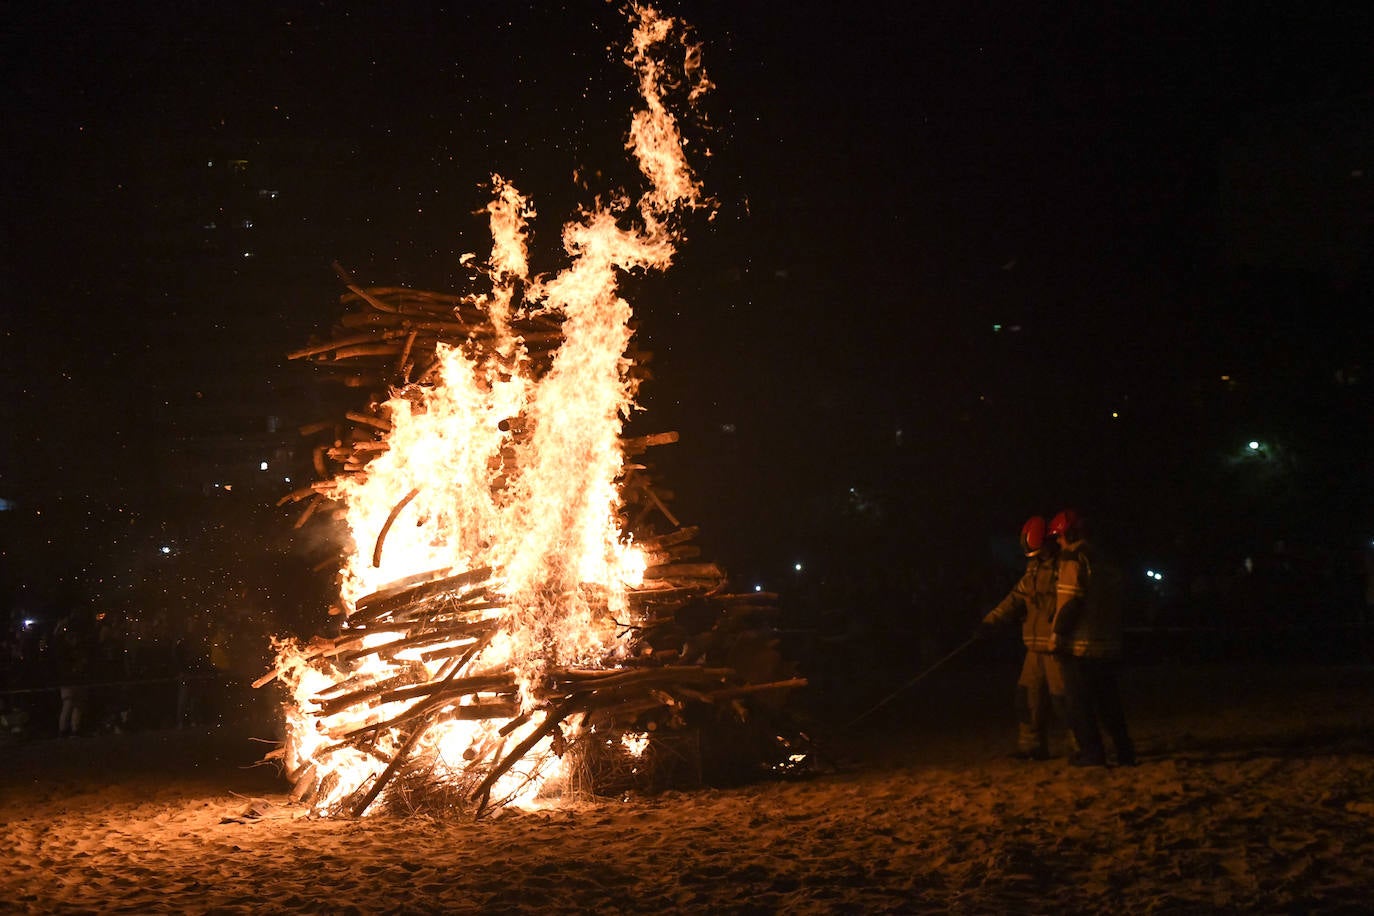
[3,1,1371,665]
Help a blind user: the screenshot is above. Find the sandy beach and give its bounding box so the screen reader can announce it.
[4,661,1373,914]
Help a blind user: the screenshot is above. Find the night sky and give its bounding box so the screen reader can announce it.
[3,2,1371,622]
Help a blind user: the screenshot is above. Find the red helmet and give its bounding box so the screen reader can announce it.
[1020,516,1047,555]
[1048,509,1084,539]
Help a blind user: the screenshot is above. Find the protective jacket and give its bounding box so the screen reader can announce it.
[983,552,1058,652]
[1051,538,1123,658]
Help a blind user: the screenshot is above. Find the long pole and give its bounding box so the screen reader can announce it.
[847,635,980,728]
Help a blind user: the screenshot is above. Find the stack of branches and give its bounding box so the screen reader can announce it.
[261,268,806,817]
[256,563,804,818]
[277,264,672,536]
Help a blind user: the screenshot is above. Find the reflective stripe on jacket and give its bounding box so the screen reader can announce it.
[983,552,1058,652]
[1052,539,1123,658]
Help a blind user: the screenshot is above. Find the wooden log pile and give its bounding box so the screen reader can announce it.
[261,269,808,817]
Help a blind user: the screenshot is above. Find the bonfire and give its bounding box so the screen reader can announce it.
[256,4,806,819]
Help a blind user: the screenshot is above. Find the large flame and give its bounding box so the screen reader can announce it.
[271,3,711,816]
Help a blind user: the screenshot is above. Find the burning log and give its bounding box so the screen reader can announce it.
[292,496,324,530]
[317,671,519,717]
[623,431,679,453]
[643,562,724,580]
[336,620,497,664]
[349,567,494,625]
[346,410,393,433]
[469,696,580,815]
[349,723,429,817]
[289,331,410,360]
[275,485,318,506]
[395,330,418,378]
[372,487,420,567]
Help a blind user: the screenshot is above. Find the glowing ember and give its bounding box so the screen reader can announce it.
[263,3,728,817]
[620,732,651,758]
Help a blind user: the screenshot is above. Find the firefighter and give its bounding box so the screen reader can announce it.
[1048,509,1136,767]
[977,515,1064,760]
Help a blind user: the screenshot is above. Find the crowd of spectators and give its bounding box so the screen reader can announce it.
[0,605,280,740]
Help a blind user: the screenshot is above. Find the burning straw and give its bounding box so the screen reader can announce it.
[258,4,805,819]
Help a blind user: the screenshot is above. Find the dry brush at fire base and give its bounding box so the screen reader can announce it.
[258,278,810,818]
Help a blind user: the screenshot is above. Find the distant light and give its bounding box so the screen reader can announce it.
[1111,411,1119,419]
[992,323,1003,333]
[243,251,254,258]
[160,546,171,555]
[23,618,35,629]
[260,461,269,470]
[754,584,763,593]
[283,477,291,484]
[1247,441,1261,451]
[1145,569,1155,579]
[794,563,803,572]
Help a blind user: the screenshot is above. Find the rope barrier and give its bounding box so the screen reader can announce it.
[0,672,231,698]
